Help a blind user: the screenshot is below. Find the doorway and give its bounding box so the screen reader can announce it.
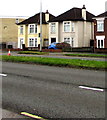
[51,38,56,43]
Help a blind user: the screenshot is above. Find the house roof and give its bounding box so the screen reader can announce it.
[49,7,95,22]
[17,12,55,25]
[96,11,107,17]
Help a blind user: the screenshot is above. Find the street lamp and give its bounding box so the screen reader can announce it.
[40,0,42,52]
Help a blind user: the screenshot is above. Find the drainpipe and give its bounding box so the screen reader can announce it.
[82,5,86,47]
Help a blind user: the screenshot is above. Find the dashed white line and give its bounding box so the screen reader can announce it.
[79,86,104,92]
[0,73,7,77]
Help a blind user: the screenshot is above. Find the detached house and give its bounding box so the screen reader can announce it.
[49,5,95,48]
[17,11,55,49]
[93,11,107,53]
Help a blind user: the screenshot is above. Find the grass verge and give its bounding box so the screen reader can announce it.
[64,53,107,58]
[1,55,107,70]
[18,51,48,55]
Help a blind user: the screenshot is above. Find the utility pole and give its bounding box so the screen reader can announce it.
[40,0,42,52]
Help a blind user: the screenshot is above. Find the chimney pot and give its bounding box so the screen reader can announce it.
[46,10,49,13]
[82,5,86,9]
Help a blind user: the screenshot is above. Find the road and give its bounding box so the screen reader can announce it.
[2,62,106,119]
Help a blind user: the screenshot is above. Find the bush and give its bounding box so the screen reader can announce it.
[56,42,71,52]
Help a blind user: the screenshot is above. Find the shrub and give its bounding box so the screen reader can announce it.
[56,42,71,52]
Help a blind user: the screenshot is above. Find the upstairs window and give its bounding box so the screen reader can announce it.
[20,26,23,34]
[64,22,71,32]
[51,23,56,34]
[97,20,104,32]
[71,22,75,32]
[29,24,37,34]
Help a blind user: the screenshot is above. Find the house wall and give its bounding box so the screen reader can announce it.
[94,18,107,49]
[105,18,107,48]
[0,18,25,49]
[59,22,76,46]
[49,21,94,48]
[18,24,50,48]
[49,22,59,45]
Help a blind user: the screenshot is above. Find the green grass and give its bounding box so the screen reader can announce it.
[64,53,107,58]
[1,55,107,70]
[18,51,48,55]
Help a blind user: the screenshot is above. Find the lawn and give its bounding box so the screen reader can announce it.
[1,55,107,70]
[18,51,49,55]
[64,53,107,58]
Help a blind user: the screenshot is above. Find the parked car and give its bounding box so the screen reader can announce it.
[48,42,58,49]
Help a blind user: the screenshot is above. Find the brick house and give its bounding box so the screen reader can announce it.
[93,11,107,53]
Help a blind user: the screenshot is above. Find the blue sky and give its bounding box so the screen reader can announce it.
[0,0,106,17]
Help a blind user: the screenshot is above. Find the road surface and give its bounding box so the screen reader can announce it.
[2,62,106,119]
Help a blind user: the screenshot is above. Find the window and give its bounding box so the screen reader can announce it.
[71,37,74,47]
[97,39,104,48]
[96,36,105,48]
[20,26,23,34]
[64,22,71,32]
[29,24,37,34]
[29,38,37,47]
[64,38,71,44]
[97,20,104,32]
[51,23,56,34]
[71,23,75,32]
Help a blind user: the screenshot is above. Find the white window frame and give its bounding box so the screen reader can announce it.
[63,21,71,32]
[96,36,105,48]
[97,20,104,32]
[71,22,75,32]
[20,26,24,34]
[71,37,74,47]
[51,23,56,34]
[64,37,71,45]
[28,24,37,34]
[28,37,38,47]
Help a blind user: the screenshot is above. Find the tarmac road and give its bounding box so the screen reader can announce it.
[2,62,106,119]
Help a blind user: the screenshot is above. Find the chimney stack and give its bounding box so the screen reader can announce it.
[45,10,49,22]
[82,5,86,20]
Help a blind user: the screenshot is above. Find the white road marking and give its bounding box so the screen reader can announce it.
[0,73,7,77]
[21,112,47,120]
[79,86,104,92]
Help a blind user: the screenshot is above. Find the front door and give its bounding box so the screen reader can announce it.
[51,38,56,43]
[20,38,24,49]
